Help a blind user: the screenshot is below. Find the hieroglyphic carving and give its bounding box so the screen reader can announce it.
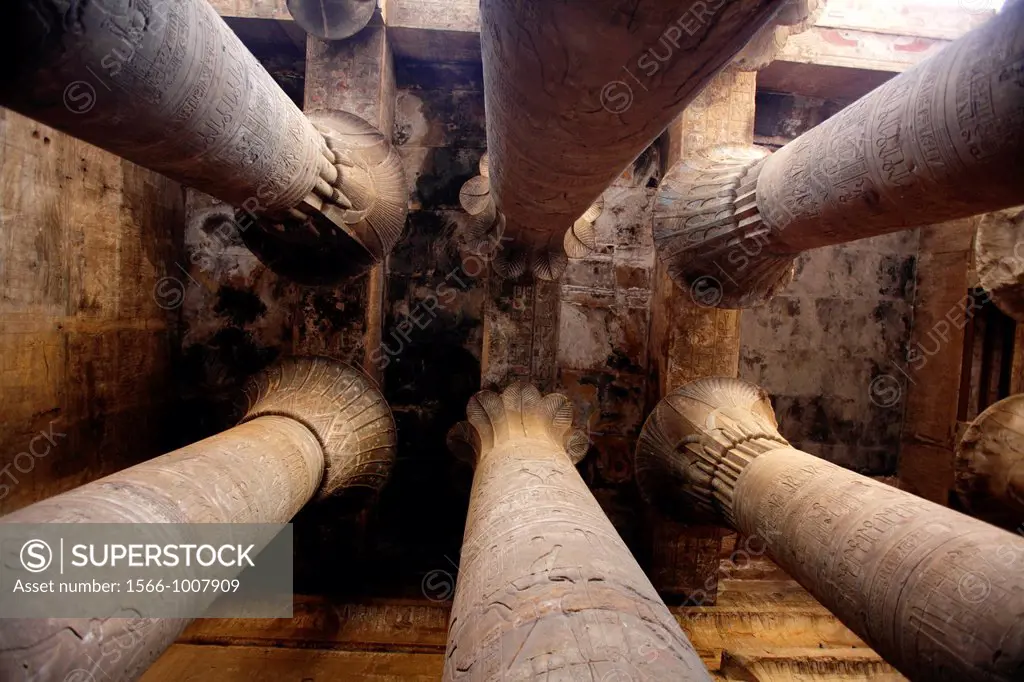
[482,278,561,394]
[636,376,1024,682]
[0,357,396,681]
[647,67,756,602]
[445,383,711,680]
[656,6,1024,307]
[469,149,576,390]
[955,393,1024,530]
[648,518,728,604]
[0,0,407,283]
[285,0,376,40]
[649,67,752,400]
[664,303,743,389]
[757,4,1024,251]
[479,0,786,280]
[661,67,758,170]
[975,207,1024,322]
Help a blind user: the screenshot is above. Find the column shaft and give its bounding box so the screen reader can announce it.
[757,5,1024,252]
[0,417,321,682]
[734,447,1024,682]
[0,0,408,283]
[0,0,324,215]
[636,377,1024,682]
[2,415,322,525]
[446,384,710,680]
[0,357,396,682]
[654,4,1024,307]
[479,0,786,279]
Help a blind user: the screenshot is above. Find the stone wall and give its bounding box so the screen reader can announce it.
[739,91,918,474]
[0,109,184,514]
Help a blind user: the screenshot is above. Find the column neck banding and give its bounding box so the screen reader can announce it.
[635,377,790,526]
[243,356,396,507]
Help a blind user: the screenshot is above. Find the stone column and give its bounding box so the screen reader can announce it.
[956,393,1024,531]
[0,357,396,682]
[654,3,1024,307]
[975,207,1024,323]
[636,377,1024,682]
[444,383,711,681]
[646,67,758,604]
[286,0,376,40]
[0,0,407,283]
[477,0,788,280]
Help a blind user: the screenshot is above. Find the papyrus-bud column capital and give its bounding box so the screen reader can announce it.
[636,377,1024,682]
[445,383,711,680]
[0,357,396,682]
[653,4,1024,307]
[0,0,407,283]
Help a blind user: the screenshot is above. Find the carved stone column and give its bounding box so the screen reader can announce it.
[478,0,787,279]
[286,0,376,40]
[655,4,1024,307]
[636,377,1024,682]
[0,357,396,682]
[0,0,407,283]
[976,207,1024,323]
[731,0,824,70]
[445,383,711,680]
[956,393,1024,531]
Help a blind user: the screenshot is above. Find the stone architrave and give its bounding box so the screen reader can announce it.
[445,383,712,680]
[636,377,1024,682]
[654,5,1024,307]
[0,0,406,283]
[0,357,396,682]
